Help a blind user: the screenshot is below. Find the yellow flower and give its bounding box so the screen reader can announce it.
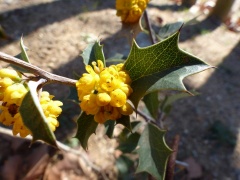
[0,87,63,137]
[0,68,21,81]
[76,60,133,124]
[3,83,28,106]
[0,68,63,138]
[80,94,100,115]
[99,69,120,92]
[0,68,21,101]
[40,91,63,131]
[96,92,111,106]
[12,113,30,137]
[0,82,29,137]
[118,102,134,115]
[110,89,127,107]
[116,0,149,23]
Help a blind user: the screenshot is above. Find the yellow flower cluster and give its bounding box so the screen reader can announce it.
[0,68,63,137]
[116,0,150,23]
[40,91,63,132]
[76,60,133,124]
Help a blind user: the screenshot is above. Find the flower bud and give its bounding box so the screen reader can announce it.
[94,111,105,124]
[118,102,133,115]
[0,68,21,81]
[80,94,100,115]
[110,89,127,107]
[96,92,111,106]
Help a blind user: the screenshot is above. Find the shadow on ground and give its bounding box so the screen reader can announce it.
[0,0,115,47]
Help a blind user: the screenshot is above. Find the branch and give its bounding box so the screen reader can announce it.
[166,134,180,180]
[0,52,77,86]
[134,108,155,123]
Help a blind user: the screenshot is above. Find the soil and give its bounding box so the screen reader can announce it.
[0,0,240,179]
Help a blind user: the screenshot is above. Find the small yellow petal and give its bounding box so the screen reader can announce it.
[118,102,133,115]
[96,92,111,106]
[110,89,126,107]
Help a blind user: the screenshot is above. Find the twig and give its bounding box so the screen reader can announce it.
[0,52,77,86]
[144,10,156,44]
[134,108,155,123]
[166,134,180,180]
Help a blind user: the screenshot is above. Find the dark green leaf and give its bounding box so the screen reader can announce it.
[124,31,212,108]
[143,91,159,119]
[118,132,140,153]
[118,121,142,143]
[158,22,183,40]
[104,120,115,138]
[19,81,57,147]
[74,112,98,150]
[116,115,132,132]
[136,123,172,179]
[81,41,105,66]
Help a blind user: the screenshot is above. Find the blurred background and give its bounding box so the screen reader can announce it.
[0,0,240,179]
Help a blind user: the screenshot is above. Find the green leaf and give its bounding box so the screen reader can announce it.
[118,121,142,144]
[104,120,115,138]
[158,22,183,40]
[81,41,105,66]
[20,36,30,63]
[143,91,159,119]
[118,132,140,153]
[19,81,57,147]
[136,123,172,180]
[74,112,98,150]
[116,115,132,132]
[12,37,31,72]
[124,30,212,108]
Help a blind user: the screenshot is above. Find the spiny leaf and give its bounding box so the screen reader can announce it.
[117,132,140,153]
[118,121,142,144]
[19,81,57,147]
[12,37,31,72]
[158,22,183,40]
[136,123,172,179]
[20,36,30,63]
[143,91,159,119]
[104,120,115,138]
[81,41,105,66]
[75,112,98,150]
[124,30,212,108]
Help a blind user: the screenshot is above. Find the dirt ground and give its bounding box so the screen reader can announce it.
[0,0,240,179]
